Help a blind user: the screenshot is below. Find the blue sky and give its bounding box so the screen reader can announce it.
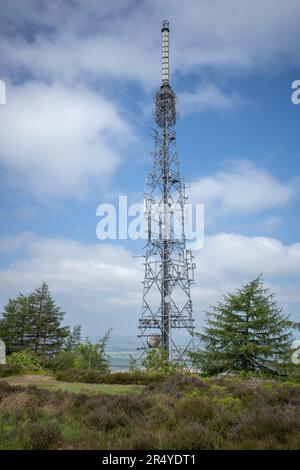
[0,0,299,338]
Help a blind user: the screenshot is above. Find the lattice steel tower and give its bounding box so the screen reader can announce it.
[138,20,195,366]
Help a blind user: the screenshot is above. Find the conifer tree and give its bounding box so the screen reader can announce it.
[28,282,69,356]
[192,276,296,376]
[0,294,32,353]
[0,283,69,357]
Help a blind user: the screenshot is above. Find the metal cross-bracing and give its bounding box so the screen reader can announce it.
[138,21,195,368]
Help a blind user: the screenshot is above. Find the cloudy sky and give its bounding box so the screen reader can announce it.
[0,0,300,339]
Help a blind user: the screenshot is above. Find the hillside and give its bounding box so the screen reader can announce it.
[0,373,300,450]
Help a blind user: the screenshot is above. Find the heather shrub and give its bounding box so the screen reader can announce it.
[25,419,62,449]
[232,406,300,447]
[96,370,165,385]
[162,422,223,450]
[1,371,300,450]
[131,431,158,450]
[212,396,242,413]
[55,368,165,385]
[259,383,300,407]
[276,383,300,406]
[107,394,152,417]
[55,368,86,382]
[174,395,221,422]
[148,372,208,394]
[145,403,176,429]
[84,369,105,383]
[0,390,32,411]
[211,378,257,402]
[84,409,130,431]
[0,364,24,377]
[0,379,14,394]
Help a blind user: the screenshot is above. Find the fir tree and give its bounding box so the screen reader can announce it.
[0,283,69,357]
[0,294,32,353]
[28,282,69,356]
[192,276,296,376]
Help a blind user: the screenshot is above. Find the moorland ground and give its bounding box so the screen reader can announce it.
[0,371,300,450]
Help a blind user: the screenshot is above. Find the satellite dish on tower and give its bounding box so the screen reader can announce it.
[147,334,161,348]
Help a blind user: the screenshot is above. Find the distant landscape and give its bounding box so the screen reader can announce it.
[106,336,138,371]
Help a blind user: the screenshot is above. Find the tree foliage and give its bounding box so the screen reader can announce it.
[76,329,111,371]
[47,350,80,371]
[0,282,69,357]
[0,294,32,352]
[142,348,183,372]
[64,325,82,352]
[49,330,111,372]
[191,276,296,376]
[7,351,42,370]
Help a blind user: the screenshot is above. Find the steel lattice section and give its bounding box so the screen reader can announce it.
[138,21,195,368]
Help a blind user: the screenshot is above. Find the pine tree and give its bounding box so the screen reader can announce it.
[0,294,33,353]
[0,283,69,357]
[28,282,69,357]
[192,276,295,376]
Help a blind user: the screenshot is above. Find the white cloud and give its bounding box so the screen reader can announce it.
[0,232,299,335]
[194,233,300,280]
[0,234,142,335]
[1,0,300,86]
[1,3,298,201]
[192,233,300,325]
[178,84,240,114]
[190,161,297,217]
[0,81,131,198]
[0,231,37,254]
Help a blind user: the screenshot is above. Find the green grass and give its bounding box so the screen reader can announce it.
[3,374,144,396]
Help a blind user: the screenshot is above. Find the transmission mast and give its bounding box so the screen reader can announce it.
[138,20,195,366]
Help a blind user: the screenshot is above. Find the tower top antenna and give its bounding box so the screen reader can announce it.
[161,20,170,85]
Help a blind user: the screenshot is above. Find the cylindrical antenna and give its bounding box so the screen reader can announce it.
[161,20,169,85]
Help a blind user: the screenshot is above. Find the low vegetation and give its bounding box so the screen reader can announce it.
[0,279,299,450]
[3,374,144,396]
[0,373,300,450]
[54,368,166,385]
[0,364,24,378]
[7,351,43,370]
